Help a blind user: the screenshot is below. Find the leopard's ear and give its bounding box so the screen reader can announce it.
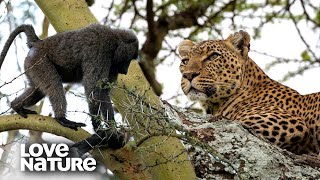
[177,40,196,59]
[225,30,250,59]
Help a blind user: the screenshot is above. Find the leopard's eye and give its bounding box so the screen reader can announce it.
[208,52,220,60]
[181,59,189,65]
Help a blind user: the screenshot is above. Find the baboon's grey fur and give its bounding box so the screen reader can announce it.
[0,24,139,131]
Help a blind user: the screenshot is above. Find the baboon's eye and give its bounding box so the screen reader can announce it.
[181,59,189,65]
[208,52,220,61]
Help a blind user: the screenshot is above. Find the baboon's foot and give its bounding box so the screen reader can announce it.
[55,117,86,131]
[71,129,125,156]
[13,107,37,118]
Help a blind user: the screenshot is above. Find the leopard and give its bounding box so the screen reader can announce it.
[177,30,320,155]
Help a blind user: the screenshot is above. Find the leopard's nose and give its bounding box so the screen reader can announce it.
[183,71,200,81]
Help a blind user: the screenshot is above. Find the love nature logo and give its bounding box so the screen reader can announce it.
[20,143,96,172]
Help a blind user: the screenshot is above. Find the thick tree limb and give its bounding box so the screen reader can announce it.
[165,105,320,179]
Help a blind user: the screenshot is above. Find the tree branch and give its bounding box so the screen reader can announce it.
[286,0,319,62]
[299,0,320,26]
[164,105,320,179]
[0,114,152,179]
[0,114,90,143]
[146,0,155,39]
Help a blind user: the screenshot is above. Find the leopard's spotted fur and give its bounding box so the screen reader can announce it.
[177,31,320,154]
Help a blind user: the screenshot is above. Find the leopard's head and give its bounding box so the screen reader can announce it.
[178,31,250,103]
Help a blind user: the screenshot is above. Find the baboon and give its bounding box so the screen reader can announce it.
[0,24,139,132]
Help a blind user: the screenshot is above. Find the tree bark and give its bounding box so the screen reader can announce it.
[166,105,320,179]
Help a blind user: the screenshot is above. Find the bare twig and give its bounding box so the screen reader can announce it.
[286,0,319,62]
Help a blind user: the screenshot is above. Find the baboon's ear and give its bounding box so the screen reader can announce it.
[177,40,196,59]
[225,30,250,59]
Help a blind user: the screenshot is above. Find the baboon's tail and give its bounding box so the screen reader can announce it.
[0,24,40,68]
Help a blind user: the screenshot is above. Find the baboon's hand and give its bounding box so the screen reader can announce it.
[55,117,86,131]
[14,108,37,118]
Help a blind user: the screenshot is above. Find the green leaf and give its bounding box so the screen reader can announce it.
[301,50,311,61]
[315,10,320,25]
